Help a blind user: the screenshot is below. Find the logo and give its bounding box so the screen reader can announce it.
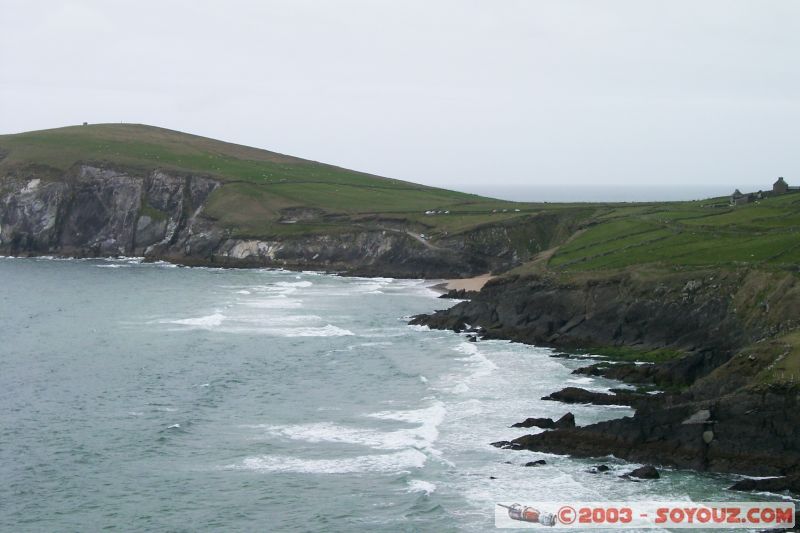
[495,502,795,529]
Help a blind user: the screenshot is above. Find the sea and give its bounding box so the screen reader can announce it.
[0,257,790,532]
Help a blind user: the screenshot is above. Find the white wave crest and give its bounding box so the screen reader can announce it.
[228,449,427,474]
[275,281,313,288]
[162,313,225,328]
[407,479,437,495]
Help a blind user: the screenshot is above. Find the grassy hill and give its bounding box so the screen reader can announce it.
[0,123,572,239]
[2,123,798,273]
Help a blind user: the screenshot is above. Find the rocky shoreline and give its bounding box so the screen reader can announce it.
[412,269,800,492]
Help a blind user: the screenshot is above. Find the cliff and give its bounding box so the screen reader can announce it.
[0,165,580,277]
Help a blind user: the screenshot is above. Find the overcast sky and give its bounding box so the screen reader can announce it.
[1,1,798,199]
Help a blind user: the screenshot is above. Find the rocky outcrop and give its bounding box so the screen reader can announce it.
[511,412,575,429]
[623,465,660,479]
[413,270,800,480]
[541,387,648,407]
[412,270,799,385]
[729,475,800,493]
[511,386,800,477]
[0,164,573,277]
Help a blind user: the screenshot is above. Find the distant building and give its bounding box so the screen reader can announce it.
[773,177,800,195]
[730,189,752,205]
[732,178,798,206]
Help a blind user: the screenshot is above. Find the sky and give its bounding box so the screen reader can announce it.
[1,1,798,200]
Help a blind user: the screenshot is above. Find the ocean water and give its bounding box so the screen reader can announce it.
[0,258,787,532]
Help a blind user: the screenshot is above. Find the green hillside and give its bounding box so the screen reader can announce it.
[545,193,800,272]
[0,123,568,238]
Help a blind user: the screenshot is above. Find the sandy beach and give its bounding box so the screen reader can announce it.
[430,273,494,293]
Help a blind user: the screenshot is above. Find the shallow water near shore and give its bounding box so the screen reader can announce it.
[0,257,789,532]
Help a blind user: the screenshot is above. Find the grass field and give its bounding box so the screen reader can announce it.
[547,193,800,272]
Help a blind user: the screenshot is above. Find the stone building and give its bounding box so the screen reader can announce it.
[773,177,800,195]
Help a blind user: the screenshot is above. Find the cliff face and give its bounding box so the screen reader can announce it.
[0,166,220,258]
[415,270,790,382]
[0,165,565,277]
[413,270,800,477]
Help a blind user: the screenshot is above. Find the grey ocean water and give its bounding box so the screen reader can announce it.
[0,258,783,532]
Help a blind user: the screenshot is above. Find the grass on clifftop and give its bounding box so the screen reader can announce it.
[545,193,800,273]
[0,123,590,239]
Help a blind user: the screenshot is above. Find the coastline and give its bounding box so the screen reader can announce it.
[411,269,800,491]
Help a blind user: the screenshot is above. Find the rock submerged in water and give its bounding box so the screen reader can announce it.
[588,464,610,474]
[623,465,660,479]
[524,460,547,467]
[491,440,523,450]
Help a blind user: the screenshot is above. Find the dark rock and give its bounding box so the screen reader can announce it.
[554,412,576,429]
[491,440,523,450]
[512,413,575,429]
[588,464,610,474]
[511,417,555,429]
[440,288,479,299]
[467,334,478,342]
[542,387,644,407]
[451,318,468,333]
[510,386,800,477]
[625,465,660,479]
[728,476,800,494]
[524,460,547,467]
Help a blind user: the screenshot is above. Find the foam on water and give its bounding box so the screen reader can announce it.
[230,449,428,474]
[278,324,354,337]
[260,402,445,456]
[232,314,323,325]
[440,342,499,394]
[161,312,225,328]
[407,479,437,495]
[275,280,313,288]
[242,298,303,309]
[566,376,596,385]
